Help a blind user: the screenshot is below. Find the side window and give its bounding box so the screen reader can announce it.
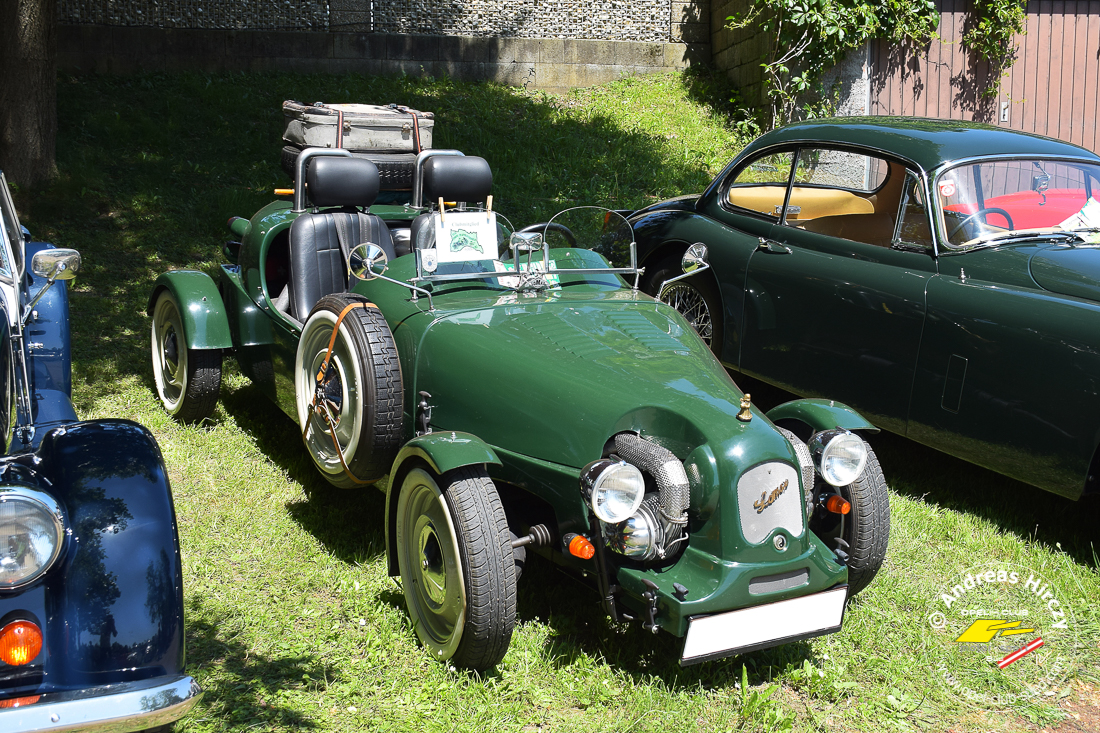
[0,174,17,279]
[725,151,794,219]
[897,171,933,248]
[784,147,907,248]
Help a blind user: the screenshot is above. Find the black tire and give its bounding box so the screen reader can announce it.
[150,290,222,423]
[396,465,517,670]
[810,442,890,596]
[644,253,724,356]
[295,293,403,488]
[281,144,301,180]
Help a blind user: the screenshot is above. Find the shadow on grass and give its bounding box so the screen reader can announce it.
[218,378,390,566]
[508,552,820,692]
[186,594,334,729]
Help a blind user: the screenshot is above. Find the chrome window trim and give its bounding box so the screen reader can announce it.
[929,154,1100,251]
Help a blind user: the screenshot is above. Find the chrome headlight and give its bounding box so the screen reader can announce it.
[807,430,868,487]
[0,488,65,590]
[581,459,646,523]
[602,495,664,561]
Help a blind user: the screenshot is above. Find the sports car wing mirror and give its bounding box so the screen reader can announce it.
[348,243,388,281]
[681,243,709,274]
[656,243,710,304]
[23,248,82,324]
[349,242,435,311]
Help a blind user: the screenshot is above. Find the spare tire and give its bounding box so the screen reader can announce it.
[295,293,404,488]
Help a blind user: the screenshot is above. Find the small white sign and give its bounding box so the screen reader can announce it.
[433,211,499,263]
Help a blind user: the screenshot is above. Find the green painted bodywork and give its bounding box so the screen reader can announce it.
[149,271,233,350]
[390,431,502,476]
[176,197,861,640]
[766,399,878,434]
[631,118,1100,499]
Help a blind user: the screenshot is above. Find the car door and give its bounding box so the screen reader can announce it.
[738,148,937,434]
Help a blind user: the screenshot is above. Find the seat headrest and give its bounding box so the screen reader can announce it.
[307,157,381,208]
[423,156,493,204]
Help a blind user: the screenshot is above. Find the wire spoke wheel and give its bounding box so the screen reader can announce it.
[662,282,713,346]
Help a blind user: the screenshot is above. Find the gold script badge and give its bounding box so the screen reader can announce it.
[754,479,789,514]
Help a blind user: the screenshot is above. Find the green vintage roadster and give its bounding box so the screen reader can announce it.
[149,149,888,669]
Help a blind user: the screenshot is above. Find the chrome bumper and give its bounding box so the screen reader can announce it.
[0,674,202,732]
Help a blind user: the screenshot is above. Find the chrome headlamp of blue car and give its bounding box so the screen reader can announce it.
[0,487,65,590]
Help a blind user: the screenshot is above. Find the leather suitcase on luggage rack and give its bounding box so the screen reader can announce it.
[281,101,435,191]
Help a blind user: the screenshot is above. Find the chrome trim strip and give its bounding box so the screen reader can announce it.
[0,674,203,733]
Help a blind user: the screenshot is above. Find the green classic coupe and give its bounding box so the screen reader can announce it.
[633,118,1100,501]
[148,149,889,670]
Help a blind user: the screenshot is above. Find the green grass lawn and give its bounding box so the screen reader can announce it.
[13,69,1100,733]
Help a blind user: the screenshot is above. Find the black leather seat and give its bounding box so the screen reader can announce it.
[410,156,493,249]
[288,157,395,321]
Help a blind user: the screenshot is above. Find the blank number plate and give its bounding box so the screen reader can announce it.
[681,586,848,665]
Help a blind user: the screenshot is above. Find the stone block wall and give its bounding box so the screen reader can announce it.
[56,0,711,91]
[56,25,707,92]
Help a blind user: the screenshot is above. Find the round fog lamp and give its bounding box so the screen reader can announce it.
[0,489,65,590]
[581,459,645,523]
[808,430,868,487]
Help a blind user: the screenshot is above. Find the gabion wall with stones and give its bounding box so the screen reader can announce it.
[364,0,672,40]
[58,0,674,40]
[57,0,330,30]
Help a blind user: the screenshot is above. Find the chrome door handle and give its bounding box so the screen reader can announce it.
[757,238,792,254]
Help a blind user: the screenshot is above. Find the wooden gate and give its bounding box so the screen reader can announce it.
[869,0,1100,153]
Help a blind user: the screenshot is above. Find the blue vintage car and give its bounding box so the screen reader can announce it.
[0,171,201,729]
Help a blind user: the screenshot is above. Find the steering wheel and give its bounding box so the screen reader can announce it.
[947,207,1015,240]
[516,221,577,247]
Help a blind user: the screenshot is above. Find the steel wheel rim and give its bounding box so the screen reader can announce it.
[662,282,712,346]
[151,297,187,412]
[296,312,364,477]
[398,471,466,659]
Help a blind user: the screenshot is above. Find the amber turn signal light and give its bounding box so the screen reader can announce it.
[825,495,851,515]
[0,621,43,666]
[274,188,294,196]
[0,695,40,708]
[564,533,595,560]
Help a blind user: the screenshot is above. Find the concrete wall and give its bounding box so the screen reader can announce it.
[57,24,708,92]
[710,0,869,118]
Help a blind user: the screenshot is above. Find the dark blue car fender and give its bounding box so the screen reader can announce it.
[25,420,185,688]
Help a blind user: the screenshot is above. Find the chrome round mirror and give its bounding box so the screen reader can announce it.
[31,248,81,281]
[349,243,388,281]
[681,243,708,274]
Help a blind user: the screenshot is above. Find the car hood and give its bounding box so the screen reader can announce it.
[408,290,767,469]
[1029,246,1100,302]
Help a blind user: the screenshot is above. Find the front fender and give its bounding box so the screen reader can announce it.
[23,420,184,689]
[767,398,879,438]
[148,271,232,350]
[384,431,501,576]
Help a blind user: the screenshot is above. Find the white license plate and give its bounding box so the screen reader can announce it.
[681,586,848,664]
